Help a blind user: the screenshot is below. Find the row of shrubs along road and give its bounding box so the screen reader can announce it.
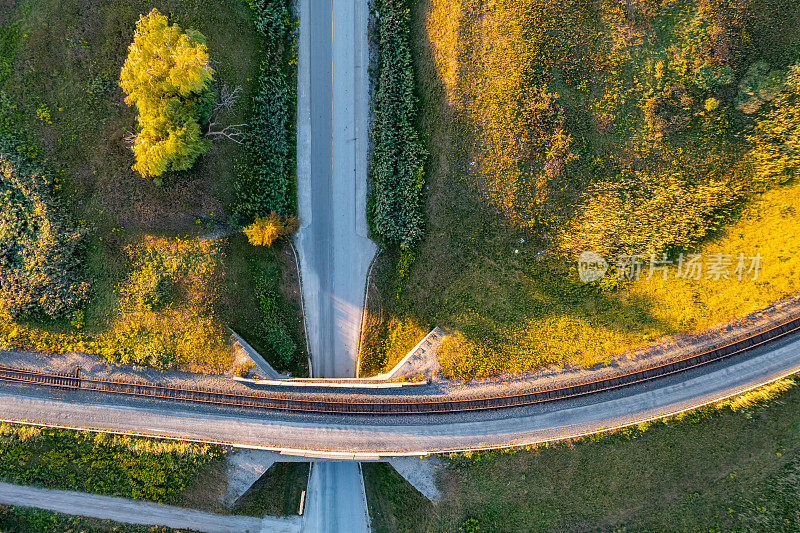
[370,0,426,250]
[236,0,298,220]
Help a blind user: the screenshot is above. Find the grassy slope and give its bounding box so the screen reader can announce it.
[359,249,429,376]
[0,0,259,348]
[358,0,800,377]
[219,235,309,376]
[0,423,223,505]
[0,506,184,533]
[231,462,309,517]
[363,379,800,532]
[0,0,307,374]
[362,462,434,533]
[0,422,307,521]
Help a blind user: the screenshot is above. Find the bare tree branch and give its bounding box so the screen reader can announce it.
[205,124,248,144]
[123,131,138,148]
[205,84,247,143]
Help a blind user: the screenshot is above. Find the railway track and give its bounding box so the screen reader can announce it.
[2,315,800,415]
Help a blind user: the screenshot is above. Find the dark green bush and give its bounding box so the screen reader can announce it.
[370,0,425,249]
[236,0,296,219]
[265,322,295,364]
[236,65,294,217]
[248,0,290,43]
[254,280,278,317]
[0,136,89,318]
[139,275,174,310]
[254,277,297,368]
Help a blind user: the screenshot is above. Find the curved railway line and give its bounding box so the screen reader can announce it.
[2,316,800,415]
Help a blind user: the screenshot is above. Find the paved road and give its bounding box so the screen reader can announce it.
[0,481,301,533]
[2,330,800,455]
[293,1,375,529]
[295,0,376,378]
[302,462,370,533]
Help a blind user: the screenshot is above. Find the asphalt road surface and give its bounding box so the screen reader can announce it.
[302,462,370,533]
[295,0,376,378]
[292,1,375,529]
[2,328,800,456]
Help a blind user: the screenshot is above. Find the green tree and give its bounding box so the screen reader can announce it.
[120,9,214,178]
[750,65,800,186]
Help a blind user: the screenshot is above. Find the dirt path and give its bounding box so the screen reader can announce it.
[0,481,301,533]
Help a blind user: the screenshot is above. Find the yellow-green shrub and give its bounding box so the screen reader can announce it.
[96,236,233,371]
[0,423,222,504]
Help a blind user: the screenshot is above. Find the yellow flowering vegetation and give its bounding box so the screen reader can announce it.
[95,236,233,370]
[427,0,597,228]
[407,0,800,378]
[0,236,233,372]
[439,179,800,377]
[243,212,299,247]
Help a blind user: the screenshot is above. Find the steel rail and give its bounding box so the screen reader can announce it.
[1,315,800,414]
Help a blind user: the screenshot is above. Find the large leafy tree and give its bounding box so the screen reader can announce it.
[120,9,214,178]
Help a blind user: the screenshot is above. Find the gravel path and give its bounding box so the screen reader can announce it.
[0,481,301,533]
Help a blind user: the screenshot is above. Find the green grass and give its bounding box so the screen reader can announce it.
[363,378,800,532]
[1,0,262,234]
[230,462,309,517]
[219,234,309,376]
[0,506,185,533]
[362,462,434,533]
[0,423,223,504]
[356,0,800,378]
[0,1,307,373]
[0,0,263,340]
[359,249,429,376]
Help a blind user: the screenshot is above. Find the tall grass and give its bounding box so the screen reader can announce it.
[438,178,800,377]
[0,423,223,504]
[398,0,800,378]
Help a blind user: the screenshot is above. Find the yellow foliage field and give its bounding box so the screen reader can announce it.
[0,236,233,372]
[440,179,800,377]
[419,0,800,377]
